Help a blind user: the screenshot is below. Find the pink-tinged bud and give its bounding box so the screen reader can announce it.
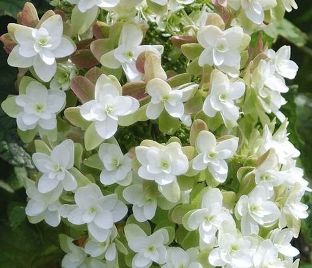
[122,82,148,101]
[70,76,95,103]
[0,34,16,54]
[17,2,39,28]
[136,52,146,74]
[170,35,197,48]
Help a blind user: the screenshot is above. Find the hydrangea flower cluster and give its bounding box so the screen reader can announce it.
[1,0,308,267]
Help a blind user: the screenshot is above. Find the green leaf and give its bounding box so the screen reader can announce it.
[71,6,98,35]
[83,153,103,170]
[0,0,24,18]
[159,111,181,135]
[181,43,203,60]
[69,167,91,186]
[64,107,91,130]
[264,19,307,47]
[34,140,51,154]
[118,105,148,127]
[1,96,19,118]
[18,128,37,144]
[74,143,83,169]
[84,122,104,151]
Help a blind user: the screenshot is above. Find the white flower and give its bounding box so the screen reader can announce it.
[32,139,77,193]
[8,15,76,82]
[25,179,63,227]
[123,183,157,222]
[185,188,234,246]
[253,240,285,268]
[258,122,300,164]
[162,247,202,268]
[266,46,298,80]
[203,70,245,123]
[197,25,250,77]
[279,185,308,236]
[61,235,107,268]
[101,24,163,81]
[228,0,277,24]
[146,78,184,120]
[192,131,238,183]
[281,0,297,12]
[125,224,169,268]
[235,186,280,235]
[63,183,127,242]
[67,0,120,12]
[270,228,299,257]
[253,151,283,190]
[98,143,132,186]
[84,227,118,261]
[80,74,139,139]
[14,81,65,131]
[209,229,254,268]
[135,142,189,185]
[252,59,288,119]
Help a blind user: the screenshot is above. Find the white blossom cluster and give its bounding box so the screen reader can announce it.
[1,0,308,267]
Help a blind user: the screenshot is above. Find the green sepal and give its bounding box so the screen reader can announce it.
[64,107,91,130]
[84,122,104,151]
[159,111,181,135]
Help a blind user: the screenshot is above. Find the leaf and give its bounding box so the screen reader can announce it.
[181,43,203,60]
[159,112,181,135]
[264,19,307,47]
[118,105,148,127]
[84,122,104,151]
[70,76,95,104]
[71,6,98,35]
[0,0,24,18]
[64,107,90,130]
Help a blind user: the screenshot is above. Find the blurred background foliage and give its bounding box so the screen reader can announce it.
[0,0,311,267]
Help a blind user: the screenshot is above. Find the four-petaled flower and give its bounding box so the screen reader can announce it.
[135,142,189,185]
[192,131,238,183]
[101,24,163,81]
[185,188,235,245]
[125,224,169,268]
[203,70,245,124]
[235,186,280,235]
[8,15,76,82]
[80,74,139,139]
[32,139,77,193]
[197,25,250,77]
[123,183,157,222]
[14,80,65,131]
[62,183,128,242]
[98,142,132,186]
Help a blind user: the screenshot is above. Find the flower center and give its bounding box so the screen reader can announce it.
[205,215,214,222]
[208,152,217,159]
[53,163,61,172]
[147,245,156,252]
[250,204,260,213]
[35,103,45,113]
[105,105,114,114]
[219,93,228,102]
[216,38,228,52]
[230,244,239,252]
[112,158,120,168]
[260,173,271,181]
[124,50,134,60]
[89,207,97,214]
[160,159,170,170]
[38,37,49,47]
